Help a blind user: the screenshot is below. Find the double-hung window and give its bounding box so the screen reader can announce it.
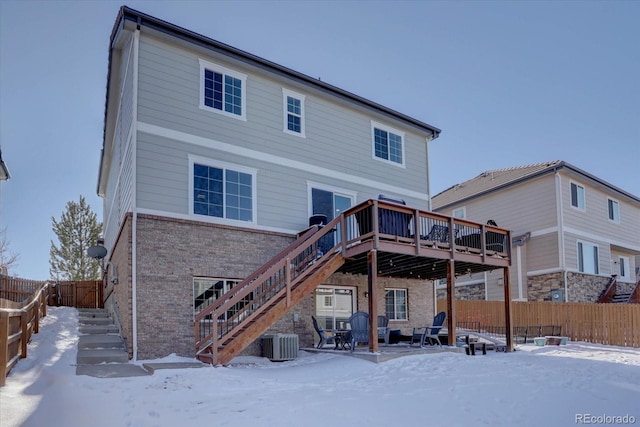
[385,288,407,321]
[570,182,586,210]
[199,59,247,120]
[282,88,305,137]
[577,241,599,274]
[608,199,620,223]
[194,278,246,321]
[190,156,255,222]
[372,122,405,166]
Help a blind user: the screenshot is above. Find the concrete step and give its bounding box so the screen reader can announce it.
[78,334,125,350]
[79,316,114,326]
[77,349,129,364]
[77,309,110,318]
[79,324,119,335]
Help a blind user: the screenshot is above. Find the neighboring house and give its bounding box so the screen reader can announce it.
[97,7,513,363]
[431,161,640,303]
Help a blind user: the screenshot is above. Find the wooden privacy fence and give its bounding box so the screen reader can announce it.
[0,275,103,309]
[437,299,640,348]
[0,283,49,386]
[51,280,103,308]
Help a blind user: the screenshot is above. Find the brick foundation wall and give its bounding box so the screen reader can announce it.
[106,214,134,357]
[112,214,437,359]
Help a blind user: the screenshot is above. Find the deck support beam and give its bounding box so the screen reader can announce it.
[503,266,514,351]
[368,250,378,353]
[446,259,456,348]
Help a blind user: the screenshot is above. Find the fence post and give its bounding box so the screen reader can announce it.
[20,309,28,358]
[34,297,40,334]
[0,311,9,386]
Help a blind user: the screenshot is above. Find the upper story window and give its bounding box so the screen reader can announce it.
[385,288,407,321]
[282,88,305,137]
[199,59,247,120]
[570,182,586,210]
[190,156,255,223]
[452,207,466,219]
[577,241,599,274]
[371,122,405,166]
[608,198,620,223]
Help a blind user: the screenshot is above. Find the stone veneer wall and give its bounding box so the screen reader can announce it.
[117,214,437,359]
[436,283,485,301]
[527,272,564,302]
[528,271,612,302]
[566,272,611,302]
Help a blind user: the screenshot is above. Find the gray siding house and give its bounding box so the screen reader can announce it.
[97,7,448,361]
[431,161,640,303]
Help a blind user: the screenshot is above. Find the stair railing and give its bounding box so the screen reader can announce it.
[195,214,344,359]
[629,278,640,304]
[597,276,617,303]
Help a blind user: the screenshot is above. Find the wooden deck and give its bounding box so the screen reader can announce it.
[196,199,515,365]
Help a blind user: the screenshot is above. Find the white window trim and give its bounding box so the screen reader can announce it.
[617,256,630,282]
[371,121,406,168]
[452,207,466,219]
[607,198,620,224]
[193,277,239,320]
[306,181,357,218]
[385,288,408,321]
[570,181,586,211]
[188,154,257,224]
[577,240,599,274]
[282,88,306,138]
[198,58,247,121]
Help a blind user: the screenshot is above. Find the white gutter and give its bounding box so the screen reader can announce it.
[131,28,140,361]
[555,171,568,302]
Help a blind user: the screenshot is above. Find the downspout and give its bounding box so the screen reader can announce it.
[131,25,140,361]
[555,171,568,301]
[426,132,435,212]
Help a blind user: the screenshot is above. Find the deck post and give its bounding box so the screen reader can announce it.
[503,267,514,351]
[446,259,456,347]
[368,250,378,353]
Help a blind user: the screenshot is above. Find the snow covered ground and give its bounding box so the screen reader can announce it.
[1,307,639,427]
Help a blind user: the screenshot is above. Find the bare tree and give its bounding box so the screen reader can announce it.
[0,226,19,275]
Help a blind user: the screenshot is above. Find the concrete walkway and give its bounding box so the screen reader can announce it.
[76,308,204,378]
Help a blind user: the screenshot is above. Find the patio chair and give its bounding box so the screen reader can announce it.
[312,316,335,349]
[411,311,446,347]
[424,224,450,245]
[348,311,369,352]
[377,315,390,345]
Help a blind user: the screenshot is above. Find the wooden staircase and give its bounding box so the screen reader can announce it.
[598,276,640,304]
[195,215,345,365]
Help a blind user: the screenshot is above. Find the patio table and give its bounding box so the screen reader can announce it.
[333,330,351,350]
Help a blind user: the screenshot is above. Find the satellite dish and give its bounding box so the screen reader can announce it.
[87,245,107,260]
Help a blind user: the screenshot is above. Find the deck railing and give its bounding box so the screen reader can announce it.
[342,200,510,257]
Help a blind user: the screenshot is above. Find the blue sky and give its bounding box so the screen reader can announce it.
[1,1,638,280]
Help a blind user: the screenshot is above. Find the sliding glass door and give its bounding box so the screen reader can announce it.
[315,286,356,331]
